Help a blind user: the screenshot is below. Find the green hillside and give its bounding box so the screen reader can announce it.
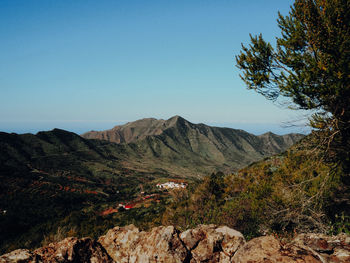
[161,132,350,238]
[83,116,304,175]
[0,129,169,253]
[0,117,303,253]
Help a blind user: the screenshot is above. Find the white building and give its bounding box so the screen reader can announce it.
[156,182,187,189]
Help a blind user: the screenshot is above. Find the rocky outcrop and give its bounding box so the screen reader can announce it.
[98,225,187,263]
[179,225,245,262]
[98,224,245,263]
[1,225,349,263]
[232,235,321,263]
[292,233,350,263]
[0,237,113,263]
[0,249,38,263]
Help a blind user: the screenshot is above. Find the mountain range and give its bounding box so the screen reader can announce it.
[82,115,304,176]
[0,115,303,253]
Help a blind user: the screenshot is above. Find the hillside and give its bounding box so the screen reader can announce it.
[161,132,350,237]
[81,117,175,144]
[0,129,168,253]
[82,116,304,175]
[0,117,304,253]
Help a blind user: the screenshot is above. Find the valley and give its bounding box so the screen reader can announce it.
[0,116,303,253]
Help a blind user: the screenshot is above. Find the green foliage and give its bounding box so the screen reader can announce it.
[162,138,343,238]
[161,173,226,230]
[236,0,350,175]
[329,212,350,235]
[236,0,350,114]
[0,129,173,254]
[208,172,226,200]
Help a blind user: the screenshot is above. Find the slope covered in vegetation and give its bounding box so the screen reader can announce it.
[0,129,169,254]
[0,128,347,254]
[0,122,302,254]
[161,132,350,238]
[83,115,304,175]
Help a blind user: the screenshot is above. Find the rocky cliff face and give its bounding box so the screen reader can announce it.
[1,224,349,263]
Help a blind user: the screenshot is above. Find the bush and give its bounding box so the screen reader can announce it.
[162,138,342,237]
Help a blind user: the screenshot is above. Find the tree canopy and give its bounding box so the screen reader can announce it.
[236,0,350,174]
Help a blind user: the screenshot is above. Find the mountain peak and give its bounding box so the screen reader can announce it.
[168,115,183,121]
[81,117,304,170]
[121,117,161,128]
[259,131,277,137]
[165,115,188,127]
[82,116,193,144]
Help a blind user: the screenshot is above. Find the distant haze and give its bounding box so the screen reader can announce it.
[0,118,310,136]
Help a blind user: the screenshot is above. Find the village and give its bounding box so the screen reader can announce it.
[156,181,187,189]
[100,180,187,216]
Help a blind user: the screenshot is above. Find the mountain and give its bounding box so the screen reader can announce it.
[82,116,304,175]
[82,117,175,144]
[0,129,167,253]
[0,117,303,253]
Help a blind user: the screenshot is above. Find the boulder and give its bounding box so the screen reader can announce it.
[129,225,187,263]
[0,249,37,263]
[293,233,350,263]
[34,237,112,263]
[1,225,349,263]
[34,237,113,263]
[98,224,246,262]
[99,225,188,263]
[232,235,322,263]
[0,237,112,263]
[216,226,245,256]
[98,224,140,263]
[179,224,245,262]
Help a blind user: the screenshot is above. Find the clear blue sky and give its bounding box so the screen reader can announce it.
[0,0,309,135]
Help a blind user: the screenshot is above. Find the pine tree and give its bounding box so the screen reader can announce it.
[236,0,350,178]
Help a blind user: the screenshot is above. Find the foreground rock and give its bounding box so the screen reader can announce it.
[232,235,321,263]
[0,249,38,263]
[98,225,188,263]
[98,224,245,262]
[179,224,245,262]
[0,237,113,263]
[1,225,349,263]
[292,233,350,263]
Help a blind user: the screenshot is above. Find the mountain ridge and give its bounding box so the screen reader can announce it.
[81,116,304,174]
[0,117,304,253]
[82,116,301,144]
[81,115,187,144]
